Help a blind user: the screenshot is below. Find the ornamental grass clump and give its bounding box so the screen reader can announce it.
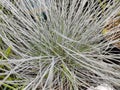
[0,0,120,90]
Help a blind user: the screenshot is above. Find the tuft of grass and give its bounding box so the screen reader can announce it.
[0,0,120,90]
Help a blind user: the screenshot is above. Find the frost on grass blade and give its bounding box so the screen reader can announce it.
[0,0,120,90]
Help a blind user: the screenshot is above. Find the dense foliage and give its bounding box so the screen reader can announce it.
[0,0,120,90]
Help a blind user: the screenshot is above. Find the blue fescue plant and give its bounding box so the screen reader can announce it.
[0,0,120,90]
